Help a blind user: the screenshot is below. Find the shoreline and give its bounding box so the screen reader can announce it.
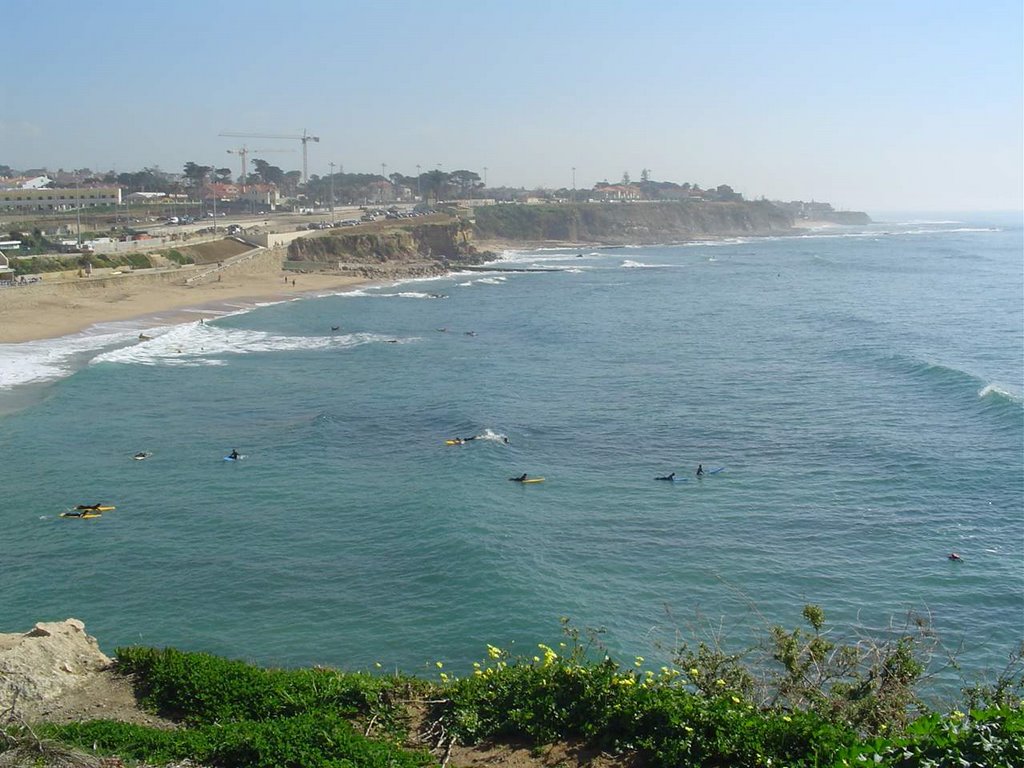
[0,270,374,345]
[0,221,852,346]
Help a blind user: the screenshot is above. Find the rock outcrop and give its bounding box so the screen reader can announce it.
[0,619,111,715]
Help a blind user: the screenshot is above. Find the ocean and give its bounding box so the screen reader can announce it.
[1,212,1021,697]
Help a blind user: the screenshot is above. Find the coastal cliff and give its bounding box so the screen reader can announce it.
[286,221,485,277]
[472,201,795,245]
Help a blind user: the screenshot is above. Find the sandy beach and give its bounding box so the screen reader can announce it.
[0,270,370,345]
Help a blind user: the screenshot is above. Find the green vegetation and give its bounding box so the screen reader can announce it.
[8,252,155,276]
[163,249,195,265]
[5,609,1020,768]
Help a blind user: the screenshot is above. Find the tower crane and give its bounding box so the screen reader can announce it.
[225,146,293,191]
[219,130,320,184]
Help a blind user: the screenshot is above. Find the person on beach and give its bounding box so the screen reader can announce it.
[509,473,529,482]
[656,472,675,481]
[696,464,704,477]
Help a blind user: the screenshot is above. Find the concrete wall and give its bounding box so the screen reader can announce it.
[238,230,313,249]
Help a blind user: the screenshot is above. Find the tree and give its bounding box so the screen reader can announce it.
[420,170,451,202]
[621,171,631,185]
[183,162,213,188]
[281,170,302,196]
[640,168,650,183]
[449,170,482,198]
[251,159,285,186]
[215,168,233,184]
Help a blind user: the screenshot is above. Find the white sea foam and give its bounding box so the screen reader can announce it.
[475,428,510,443]
[978,383,1023,403]
[332,288,445,299]
[91,325,408,368]
[0,330,135,389]
[621,259,680,269]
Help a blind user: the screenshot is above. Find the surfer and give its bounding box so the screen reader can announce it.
[133,452,149,460]
[655,472,675,481]
[509,473,529,482]
[228,449,241,460]
[331,326,340,331]
[948,552,962,561]
[76,504,103,511]
[696,464,704,477]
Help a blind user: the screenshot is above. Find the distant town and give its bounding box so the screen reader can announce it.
[0,162,846,222]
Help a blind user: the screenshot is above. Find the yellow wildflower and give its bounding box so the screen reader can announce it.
[487,644,502,659]
[435,661,444,669]
[716,678,726,686]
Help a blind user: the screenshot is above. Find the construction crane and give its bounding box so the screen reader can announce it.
[219,130,320,184]
[225,146,293,191]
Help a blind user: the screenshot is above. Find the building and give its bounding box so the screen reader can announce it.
[0,175,54,190]
[0,187,122,213]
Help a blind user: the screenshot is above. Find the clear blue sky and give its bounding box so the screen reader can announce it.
[4,0,1021,212]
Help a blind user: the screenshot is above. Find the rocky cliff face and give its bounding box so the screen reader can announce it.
[286,222,482,266]
[472,201,795,244]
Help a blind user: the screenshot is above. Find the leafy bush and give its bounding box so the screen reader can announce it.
[42,714,435,768]
[439,625,858,767]
[115,646,419,734]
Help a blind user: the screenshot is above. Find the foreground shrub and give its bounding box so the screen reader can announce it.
[439,632,858,767]
[41,714,435,768]
[115,646,418,735]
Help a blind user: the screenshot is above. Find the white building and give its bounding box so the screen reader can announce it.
[0,187,122,213]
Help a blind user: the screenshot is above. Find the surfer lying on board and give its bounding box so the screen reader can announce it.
[655,472,676,481]
[948,552,963,561]
[509,473,529,482]
[76,504,104,511]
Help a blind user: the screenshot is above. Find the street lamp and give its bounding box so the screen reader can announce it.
[75,178,82,247]
[329,162,336,222]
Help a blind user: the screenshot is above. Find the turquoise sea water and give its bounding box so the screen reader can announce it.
[1,213,1021,694]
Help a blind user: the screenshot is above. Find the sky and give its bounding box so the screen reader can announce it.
[3,0,1021,212]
